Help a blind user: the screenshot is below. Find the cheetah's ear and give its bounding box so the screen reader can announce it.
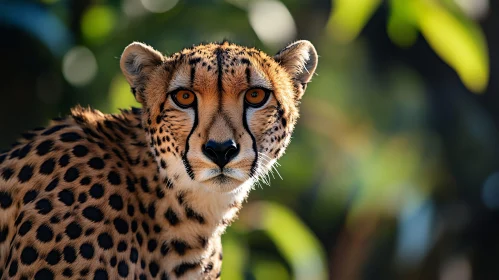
[120,42,165,103]
[274,40,318,99]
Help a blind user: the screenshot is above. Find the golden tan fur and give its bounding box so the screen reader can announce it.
[0,40,317,279]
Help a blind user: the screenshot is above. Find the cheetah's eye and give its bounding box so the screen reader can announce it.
[172,90,196,108]
[244,88,269,107]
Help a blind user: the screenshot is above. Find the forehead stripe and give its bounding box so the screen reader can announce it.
[215,47,224,95]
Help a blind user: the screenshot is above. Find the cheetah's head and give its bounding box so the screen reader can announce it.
[120,41,317,193]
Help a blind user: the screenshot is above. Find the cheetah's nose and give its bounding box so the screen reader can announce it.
[202,139,239,169]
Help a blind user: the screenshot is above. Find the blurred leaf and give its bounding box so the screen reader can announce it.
[387,0,418,47]
[81,5,117,44]
[253,257,291,280]
[411,0,489,93]
[221,232,247,280]
[327,0,381,43]
[108,75,140,113]
[240,202,328,280]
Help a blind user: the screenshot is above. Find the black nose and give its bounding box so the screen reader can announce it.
[202,139,239,169]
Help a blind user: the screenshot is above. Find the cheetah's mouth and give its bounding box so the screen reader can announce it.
[198,167,246,185]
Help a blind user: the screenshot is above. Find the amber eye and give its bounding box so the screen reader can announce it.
[172,90,196,108]
[244,88,269,107]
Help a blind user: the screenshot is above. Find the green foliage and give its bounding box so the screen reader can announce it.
[328,0,489,93]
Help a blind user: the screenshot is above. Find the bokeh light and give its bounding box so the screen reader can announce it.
[248,0,296,48]
[140,0,179,13]
[62,46,98,87]
[81,5,117,43]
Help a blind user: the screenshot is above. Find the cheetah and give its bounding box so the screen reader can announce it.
[0,40,318,279]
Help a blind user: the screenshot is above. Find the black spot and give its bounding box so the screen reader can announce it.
[165,208,180,226]
[240,58,250,65]
[60,132,82,142]
[142,222,150,235]
[80,268,89,276]
[36,199,53,214]
[136,232,143,246]
[149,261,160,277]
[34,268,54,280]
[10,148,20,159]
[130,247,138,263]
[58,189,75,206]
[131,220,138,232]
[126,176,136,192]
[82,206,104,222]
[8,260,18,277]
[42,124,68,135]
[148,239,158,252]
[64,167,79,182]
[281,117,287,127]
[118,241,127,252]
[18,165,34,182]
[80,243,94,259]
[171,240,189,255]
[45,249,61,265]
[140,177,150,192]
[88,157,105,169]
[0,226,8,243]
[152,225,161,234]
[107,171,121,185]
[19,220,32,236]
[36,140,54,155]
[98,232,113,250]
[65,221,82,239]
[177,192,185,205]
[1,167,14,181]
[36,224,54,243]
[15,211,25,226]
[189,57,202,65]
[109,194,123,210]
[174,262,199,277]
[63,246,76,263]
[20,246,38,265]
[113,218,129,234]
[59,154,70,167]
[160,243,169,256]
[72,145,88,157]
[18,143,32,159]
[185,206,205,224]
[63,268,73,277]
[94,269,108,280]
[0,191,13,208]
[205,262,214,272]
[148,203,156,219]
[39,158,56,175]
[118,261,129,277]
[127,205,135,216]
[80,176,91,185]
[50,215,60,224]
[89,184,104,199]
[110,256,117,267]
[23,190,38,204]
[78,193,87,203]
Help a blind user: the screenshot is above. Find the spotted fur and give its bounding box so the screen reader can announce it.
[0,40,317,279]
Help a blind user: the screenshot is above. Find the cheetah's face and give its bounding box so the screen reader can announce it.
[120,41,317,193]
